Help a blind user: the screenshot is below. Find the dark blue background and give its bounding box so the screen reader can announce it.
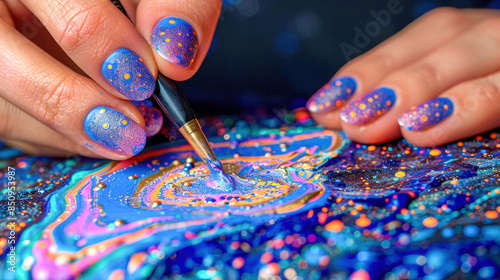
[181,0,493,116]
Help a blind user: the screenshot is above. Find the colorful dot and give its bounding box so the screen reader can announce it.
[325,220,344,233]
[430,149,441,156]
[107,65,112,69]
[485,211,498,219]
[103,123,109,129]
[165,38,171,42]
[423,217,438,228]
[395,171,406,178]
[169,20,176,24]
[124,73,131,80]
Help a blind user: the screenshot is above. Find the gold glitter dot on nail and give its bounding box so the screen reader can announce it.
[359,104,366,110]
[122,120,128,125]
[107,65,112,69]
[124,73,131,79]
[169,20,176,24]
[103,123,109,129]
[178,43,182,47]
[421,115,428,122]
[165,38,171,42]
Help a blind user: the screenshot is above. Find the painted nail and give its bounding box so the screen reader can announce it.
[398,97,453,131]
[84,106,146,155]
[131,100,164,137]
[102,48,155,101]
[340,87,396,125]
[151,17,198,68]
[307,76,357,113]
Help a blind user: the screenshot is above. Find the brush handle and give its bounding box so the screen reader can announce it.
[153,73,197,129]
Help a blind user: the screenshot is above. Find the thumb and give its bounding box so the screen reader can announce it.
[136,0,221,81]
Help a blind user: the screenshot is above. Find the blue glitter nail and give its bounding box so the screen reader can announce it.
[340,87,396,125]
[84,106,146,155]
[307,77,357,113]
[102,48,155,101]
[151,17,198,68]
[398,97,453,131]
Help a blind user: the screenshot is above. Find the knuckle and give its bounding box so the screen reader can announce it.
[0,102,17,137]
[391,63,442,90]
[35,76,75,128]
[56,5,105,52]
[475,18,500,44]
[474,76,500,102]
[369,54,397,71]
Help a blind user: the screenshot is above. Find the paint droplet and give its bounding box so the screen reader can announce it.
[325,220,344,233]
[395,171,405,178]
[430,149,441,156]
[423,217,438,228]
[485,211,498,219]
[114,219,126,227]
[356,215,371,228]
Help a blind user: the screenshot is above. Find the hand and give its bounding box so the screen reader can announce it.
[308,7,500,147]
[0,0,221,159]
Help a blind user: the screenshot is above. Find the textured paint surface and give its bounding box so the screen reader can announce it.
[340,87,396,125]
[102,48,155,101]
[84,106,146,155]
[398,97,453,131]
[2,110,500,279]
[151,17,198,68]
[132,100,164,137]
[307,77,357,113]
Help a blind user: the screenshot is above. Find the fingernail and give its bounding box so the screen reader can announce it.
[307,76,357,113]
[131,100,164,137]
[84,106,146,155]
[398,97,453,131]
[340,87,396,125]
[102,48,155,101]
[151,17,198,68]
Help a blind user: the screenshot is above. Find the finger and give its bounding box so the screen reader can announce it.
[398,72,500,147]
[4,0,84,74]
[0,1,14,26]
[339,16,500,144]
[309,8,491,128]
[136,0,221,81]
[0,20,146,159]
[21,0,157,101]
[1,139,76,157]
[0,96,105,157]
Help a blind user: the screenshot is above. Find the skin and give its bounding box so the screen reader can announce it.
[311,7,500,147]
[0,0,221,159]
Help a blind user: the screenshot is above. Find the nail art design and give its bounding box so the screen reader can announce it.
[151,17,198,68]
[102,48,155,101]
[340,87,396,125]
[398,97,453,131]
[84,106,146,155]
[132,100,164,137]
[307,77,357,113]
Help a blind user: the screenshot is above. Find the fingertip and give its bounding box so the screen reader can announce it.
[136,0,221,81]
